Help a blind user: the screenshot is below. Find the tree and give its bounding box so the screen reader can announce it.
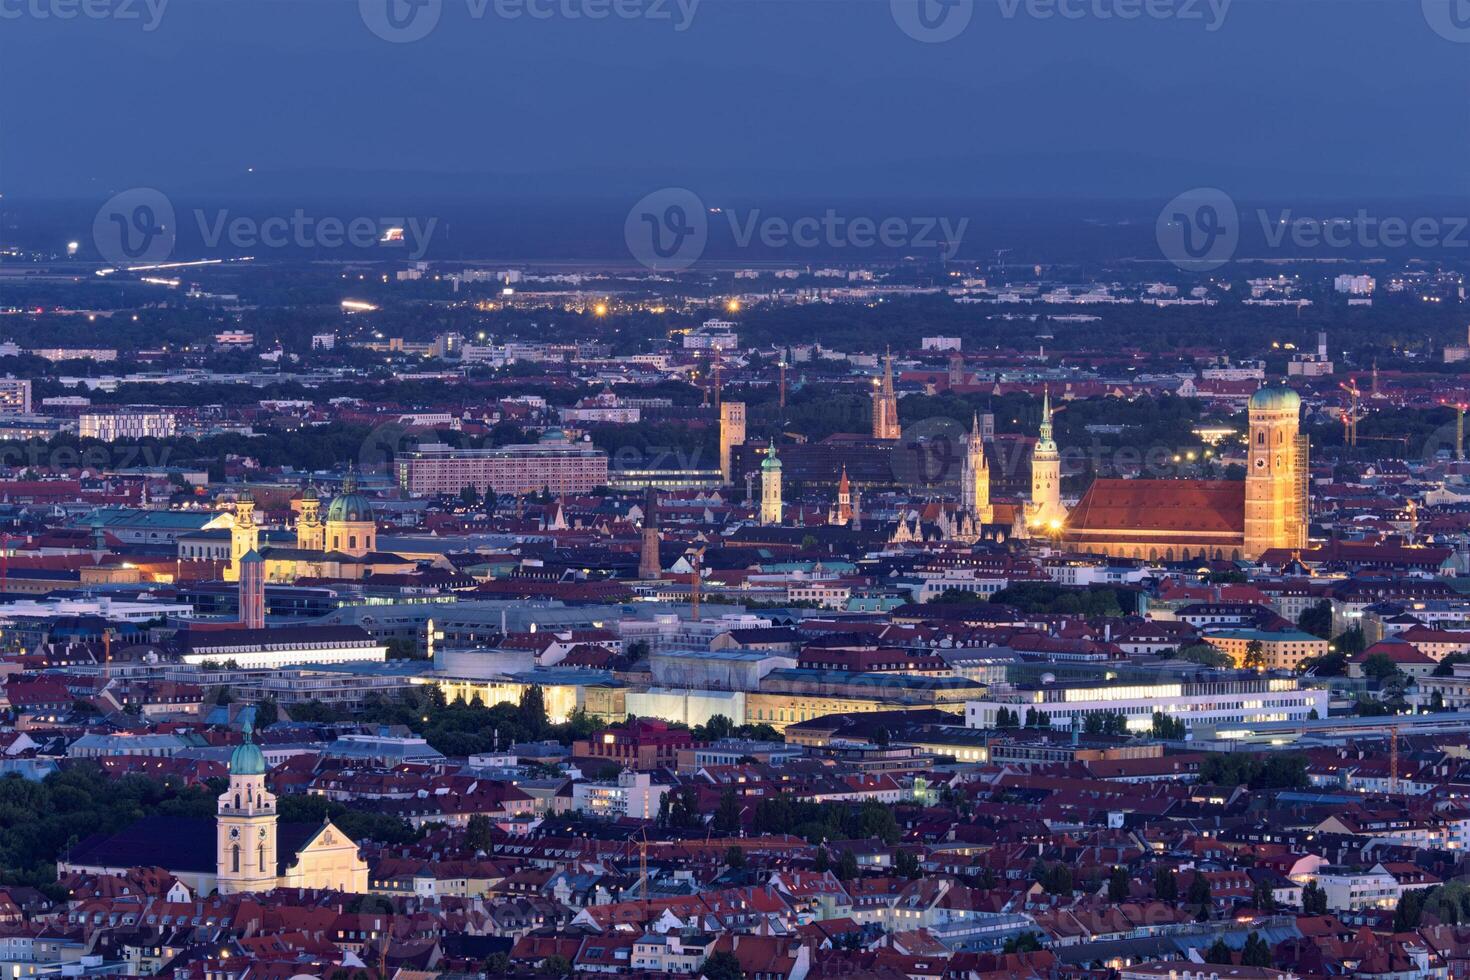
[1176,643,1233,669]
[1002,932,1043,954]
[1361,652,1402,684]
[835,849,859,881]
[1298,600,1332,639]
[895,849,921,879]
[1107,866,1130,902]
[1241,932,1272,968]
[725,845,746,871]
[464,814,493,853]
[1150,712,1186,740]
[700,951,744,980]
[1242,639,1267,671]
[694,714,735,742]
[1335,625,1367,656]
[255,698,278,729]
[1187,872,1213,918]
[713,788,742,835]
[1203,937,1234,964]
[538,954,572,976]
[1301,879,1328,915]
[1154,867,1178,902]
[814,847,831,872]
[517,685,547,739]
[458,485,479,508]
[384,638,419,660]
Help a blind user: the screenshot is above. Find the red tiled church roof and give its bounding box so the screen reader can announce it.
[1065,479,1245,536]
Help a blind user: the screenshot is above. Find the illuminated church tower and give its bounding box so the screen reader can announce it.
[960,412,992,526]
[1244,385,1308,559]
[872,349,901,440]
[225,491,258,582]
[760,440,783,525]
[217,710,278,895]
[1028,389,1064,529]
[296,485,324,551]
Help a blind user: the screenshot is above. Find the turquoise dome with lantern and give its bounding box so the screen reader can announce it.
[326,472,373,523]
[1249,385,1301,413]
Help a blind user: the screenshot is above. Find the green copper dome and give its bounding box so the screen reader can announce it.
[1249,385,1302,413]
[326,473,373,523]
[761,440,781,471]
[230,739,266,776]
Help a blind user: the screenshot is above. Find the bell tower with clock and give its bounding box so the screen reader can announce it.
[216,709,278,895]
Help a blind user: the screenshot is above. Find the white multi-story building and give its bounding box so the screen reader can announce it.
[395,435,608,496]
[79,408,177,441]
[0,378,32,415]
[965,675,1328,734]
[569,770,668,820]
[1334,274,1376,296]
[682,319,738,351]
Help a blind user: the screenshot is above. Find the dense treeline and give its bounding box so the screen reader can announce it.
[0,765,223,892]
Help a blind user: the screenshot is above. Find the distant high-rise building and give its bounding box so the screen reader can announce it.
[719,401,746,484]
[0,379,31,416]
[872,349,901,440]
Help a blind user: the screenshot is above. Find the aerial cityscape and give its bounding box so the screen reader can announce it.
[5,1,1470,979]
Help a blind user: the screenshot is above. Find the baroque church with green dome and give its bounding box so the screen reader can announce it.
[227,472,414,584]
[60,710,369,896]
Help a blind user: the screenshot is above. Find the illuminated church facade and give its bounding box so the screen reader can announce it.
[1055,385,1309,562]
[224,476,411,584]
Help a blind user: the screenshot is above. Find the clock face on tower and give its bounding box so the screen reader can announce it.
[258,828,268,839]
[229,827,240,840]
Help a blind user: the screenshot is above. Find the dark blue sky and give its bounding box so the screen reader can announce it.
[3,0,1468,203]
